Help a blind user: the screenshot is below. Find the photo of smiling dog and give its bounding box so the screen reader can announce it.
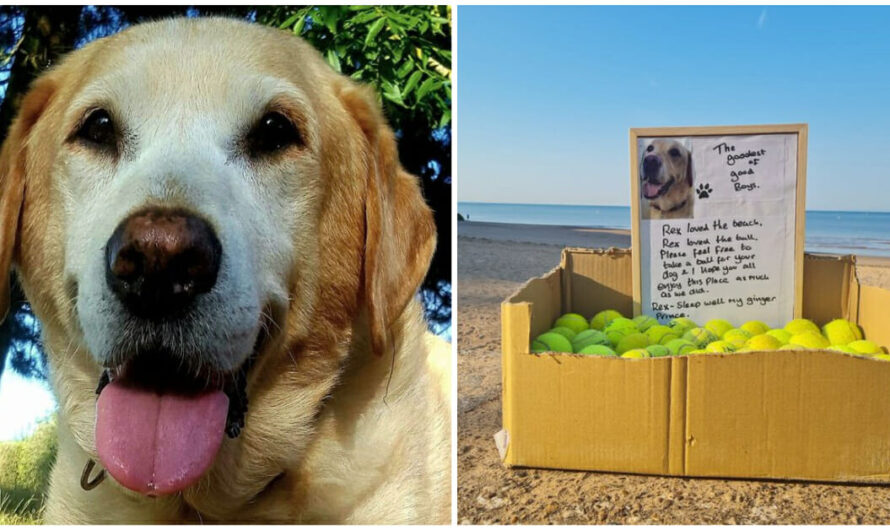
[0,16,450,524]
[640,138,694,219]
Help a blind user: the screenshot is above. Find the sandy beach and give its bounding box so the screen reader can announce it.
[457,220,890,524]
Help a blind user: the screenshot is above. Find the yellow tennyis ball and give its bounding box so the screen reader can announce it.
[704,319,734,339]
[616,333,650,354]
[740,320,770,336]
[848,340,884,355]
[590,310,624,331]
[621,349,650,359]
[745,334,782,351]
[683,327,718,348]
[722,329,752,348]
[554,313,590,334]
[789,331,830,350]
[821,319,861,346]
[645,325,680,346]
[765,329,791,345]
[632,315,659,332]
[705,340,736,353]
[784,318,820,336]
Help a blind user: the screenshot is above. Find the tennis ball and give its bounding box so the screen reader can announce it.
[578,344,617,356]
[632,315,659,332]
[621,349,650,359]
[590,309,624,331]
[665,339,696,356]
[821,319,861,346]
[531,340,548,353]
[669,317,698,334]
[604,319,638,346]
[645,325,680,345]
[870,353,890,362]
[554,313,590,334]
[778,344,804,351]
[706,340,736,353]
[722,329,753,348]
[616,332,650,354]
[788,331,830,350]
[784,318,820,336]
[745,334,782,351]
[571,329,608,351]
[765,329,792,345]
[705,319,734,339]
[548,326,577,341]
[683,327,718,348]
[740,320,770,336]
[646,344,671,358]
[534,332,573,353]
[687,349,710,355]
[848,340,884,355]
[828,344,857,354]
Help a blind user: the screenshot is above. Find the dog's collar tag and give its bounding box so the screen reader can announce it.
[80,458,106,491]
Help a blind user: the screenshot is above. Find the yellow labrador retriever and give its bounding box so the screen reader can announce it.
[0,17,451,524]
[640,139,694,219]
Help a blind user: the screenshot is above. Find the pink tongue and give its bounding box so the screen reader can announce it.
[96,382,229,496]
[643,182,662,198]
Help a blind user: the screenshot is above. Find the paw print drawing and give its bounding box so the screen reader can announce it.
[696,183,712,199]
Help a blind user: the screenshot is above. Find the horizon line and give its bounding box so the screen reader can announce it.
[457,200,890,215]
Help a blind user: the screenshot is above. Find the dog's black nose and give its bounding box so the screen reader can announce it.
[105,207,222,320]
[642,155,661,179]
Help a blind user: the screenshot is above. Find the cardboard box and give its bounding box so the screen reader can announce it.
[500,247,890,483]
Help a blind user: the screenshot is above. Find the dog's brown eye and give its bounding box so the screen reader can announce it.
[247,112,303,155]
[646,145,654,152]
[76,109,117,148]
[668,147,681,157]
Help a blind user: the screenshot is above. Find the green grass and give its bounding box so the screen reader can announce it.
[0,417,57,524]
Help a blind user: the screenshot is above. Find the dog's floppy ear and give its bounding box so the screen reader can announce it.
[340,85,436,357]
[0,76,55,322]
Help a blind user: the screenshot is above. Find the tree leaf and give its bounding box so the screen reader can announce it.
[292,15,306,36]
[415,77,437,102]
[364,17,386,47]
[403,70,423,96]
[326,49,341,72]
[278,12,299,29]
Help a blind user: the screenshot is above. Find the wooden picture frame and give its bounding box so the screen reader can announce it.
[630,124,808,321]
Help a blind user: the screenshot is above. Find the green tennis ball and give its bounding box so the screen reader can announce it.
[590,309,624,331]
[784,318,820,336]
[554,313,590,334]
[632,315,659,332]
[577,344,617,356]
[669,317,698,334]
[745,334,782,351]
[548,326,577,341]
[683,327,718,348]
[571,329,608,351]
[722,329,753,348]
[789,331,830,350]
[740,320,770,336]
[705,340,736,353]
[688,349,710,355]
[848,340,884,355]
[645,344,671,358]
[645,325,679,345]
[531,340,549,353]
[870,353,890,361]
[616,332,650,354]
[828,344,858,354]
[705,319,734,339]
[765,329,792,345]
[821,319,861,346]
[534,332,573,353]
[621,348,650,359]
[605,317,637,331]
[665,339,696,356]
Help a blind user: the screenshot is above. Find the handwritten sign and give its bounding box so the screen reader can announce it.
[630,125,807,327]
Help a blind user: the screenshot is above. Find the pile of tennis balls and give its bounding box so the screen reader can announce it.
[531,310,890,360]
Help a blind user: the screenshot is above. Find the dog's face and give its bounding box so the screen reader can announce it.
[0,18,435,514]
[640,139,692,212]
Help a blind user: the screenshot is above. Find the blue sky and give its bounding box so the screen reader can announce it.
[458,6,890,212]
[0,357,55,440]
